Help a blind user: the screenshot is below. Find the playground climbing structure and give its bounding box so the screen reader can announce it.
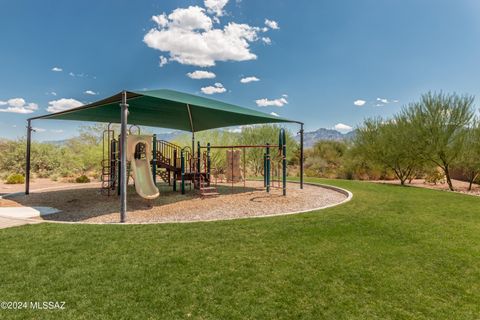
[101,124,288,199]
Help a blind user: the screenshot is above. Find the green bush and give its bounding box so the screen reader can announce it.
[75,175,90,183]
[425,170,445,185]
[5,173,25,184]
[36,170,50,179]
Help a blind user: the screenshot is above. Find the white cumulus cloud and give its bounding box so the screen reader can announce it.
[204,0,229,16]
[201,82,226,94]
[47,98,83,113]
[354,99,366,106]
[152,14,169,27]
[51,67,63,72]
[187,70,216,79]
[265,19,279,30]
[240,76,260,83]
[0,98,38,114]
[144,4,273,67]
[261,37,272,45]
[334,123,353,133]
[270,112,279,117]
[84,90,97,95]
[159,55,169,67]
[255,96,288,107]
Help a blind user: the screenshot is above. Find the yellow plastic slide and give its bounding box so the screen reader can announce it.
[127,135,160,200]
[131,158,159,199]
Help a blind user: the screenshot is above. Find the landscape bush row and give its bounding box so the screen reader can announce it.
[305,92,480,191]
[0,124,301,184]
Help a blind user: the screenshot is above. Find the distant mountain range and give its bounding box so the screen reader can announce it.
[37,128,355,148]
[154,131,184,141]
[42,131,185,146]
[155,129,356,148]
[43,139,69,146]
[295,128,356,148]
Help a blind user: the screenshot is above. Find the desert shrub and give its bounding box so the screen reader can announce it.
[5,173,25,184]
[75,175,90,183]
[36,170,51,178]
[58,168,74,178]
[425,170,445,185]
[0,172,9,180]
[90,171,100,180]
[304,140,347,178]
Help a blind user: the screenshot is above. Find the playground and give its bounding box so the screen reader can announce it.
[16,89,341,223]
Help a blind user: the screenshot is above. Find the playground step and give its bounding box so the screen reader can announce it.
[200,192,220,197]
[199,184,219,197]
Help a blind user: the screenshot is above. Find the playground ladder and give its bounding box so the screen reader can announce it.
[101,127,118,196]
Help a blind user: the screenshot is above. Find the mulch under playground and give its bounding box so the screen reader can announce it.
[3,181,347,223]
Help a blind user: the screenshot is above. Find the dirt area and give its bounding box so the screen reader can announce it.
[0,179,101,207]
[1,181,347,224]
[374,179,480,196]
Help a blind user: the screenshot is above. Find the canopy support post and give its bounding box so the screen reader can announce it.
[300,123,304,189]
[25,120,32,195]
[120,90,129,223]
[186,103,195,155]
[281,129,287,196]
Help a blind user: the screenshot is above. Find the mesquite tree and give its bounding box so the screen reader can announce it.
[454,120,480,190]
[403,92,474,191]
[353,116,423,185]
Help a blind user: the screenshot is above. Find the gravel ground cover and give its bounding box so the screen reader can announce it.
[2,181,347,223]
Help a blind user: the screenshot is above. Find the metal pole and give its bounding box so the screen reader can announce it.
[263,153,267,188]
[282,132,287,196]
[120,90,129,223]
[25,120,32,195]
[206,143,211,185]
[300,123,304,189]
[152,134,157,185]
[197,141,201,173]
[181,149,185,195]
[243,147,246,189]
[117,135,121,196]
[266,143,270,193]
[191,132,195,159]
[110,138,117,191]
[173,149,177,192]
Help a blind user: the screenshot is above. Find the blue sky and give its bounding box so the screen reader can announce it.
[1,0,480,140]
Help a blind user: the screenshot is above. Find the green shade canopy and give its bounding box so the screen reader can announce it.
[30,89,300,132]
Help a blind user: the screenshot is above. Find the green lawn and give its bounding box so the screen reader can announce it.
[1,179,479,319]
